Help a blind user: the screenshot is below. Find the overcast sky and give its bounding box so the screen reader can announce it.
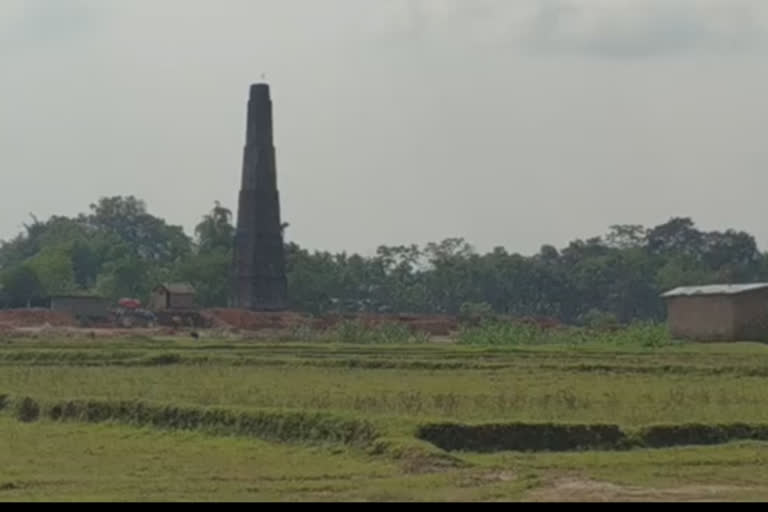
[2,0,768,255]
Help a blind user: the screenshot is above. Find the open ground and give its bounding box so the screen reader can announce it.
[3,324,768,501]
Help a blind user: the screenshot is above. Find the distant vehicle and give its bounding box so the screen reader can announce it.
[118,298,142,309]
[112,298,156,328]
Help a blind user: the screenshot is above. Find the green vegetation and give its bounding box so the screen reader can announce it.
[418,422,627,452]
[3,195,768,326]
[333,320,431,345]
[457,321,670,347]
[3,334,768,500]
[418,421,768,453]
[0,418,534,502]
[6,361,768,425]
[2,395,377,446]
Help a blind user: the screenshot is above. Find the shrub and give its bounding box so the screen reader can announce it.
[332,320,425,345]
[144,354,182,366]
[417,421,626,453]
[418,420,768,453]
[635,423,768,448]
[458,319,671,347]
[581,309,619,331]
[458,321,544,346]
[15,397,40,423]
[459,302,496,325]
[334,320,372,344]
[44,398,379,446]
[603,322,671,348]
[280,323,318,342]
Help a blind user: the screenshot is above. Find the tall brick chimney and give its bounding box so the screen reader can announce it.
[231,83,287,310]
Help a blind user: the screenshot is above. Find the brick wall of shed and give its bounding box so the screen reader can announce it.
[666,296,736,341]
[150,291,168,311]
[51,297,109,319]
[169,294,195,310]
[732,290,768,341]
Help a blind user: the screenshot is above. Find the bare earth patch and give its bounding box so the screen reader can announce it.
[480,471,517,482]
[527,477,752,502]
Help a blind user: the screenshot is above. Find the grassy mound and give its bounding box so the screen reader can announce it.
[368,436,465,473]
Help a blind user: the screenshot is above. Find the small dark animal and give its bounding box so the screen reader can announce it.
[190,331,199,340]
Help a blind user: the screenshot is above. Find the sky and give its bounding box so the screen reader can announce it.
[2,0,768,256]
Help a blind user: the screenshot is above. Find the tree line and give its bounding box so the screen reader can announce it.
[1,196,765,324]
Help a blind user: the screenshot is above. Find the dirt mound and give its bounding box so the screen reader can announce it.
[405,316,459,336]
[153,310,210,329]
[202,310,458,336]
[203,309,313,331]
[0,309,77,328]
[514,316,563,330]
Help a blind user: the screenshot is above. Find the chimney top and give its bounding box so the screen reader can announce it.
[250,83,270,101]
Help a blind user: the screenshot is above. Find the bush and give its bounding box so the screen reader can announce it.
[459,302,496,325]
[581,309,619,331]
[458,321,544,346]
[371,323,414,344]
[332,320,426,345]
[418,420,768,453]
[15,397,40,423]
[595,322,671,348]
[334,320,373,344]
[144,354,182,366]
[458,319,671,347]
[44,398,379,446]
[629,322,671,348]
[417,421,626,453]
[635,423,768,448]
[280,323,319,342]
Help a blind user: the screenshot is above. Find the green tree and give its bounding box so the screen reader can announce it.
[195,201,235,254]
[84,196,191,264]
[25,246,76,296]
[174,249,232,307]
[0,265,44,307]
[95,257,152,300]
[3,194,768,325]
[646,217,704,257]
[605,224,648,250]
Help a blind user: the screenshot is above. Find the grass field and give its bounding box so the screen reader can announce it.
[3,331,768,501]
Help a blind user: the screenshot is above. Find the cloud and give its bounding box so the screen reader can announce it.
[358,0,768,58]
[3,0,768,254]
[523,0,768,57]
[0,0,102,54]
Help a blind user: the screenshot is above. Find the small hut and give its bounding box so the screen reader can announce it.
[150,283,197,311]
[662,283,768,342]
[50,294,110,320]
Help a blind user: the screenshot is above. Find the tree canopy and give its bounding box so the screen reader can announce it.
[2,198,766,324]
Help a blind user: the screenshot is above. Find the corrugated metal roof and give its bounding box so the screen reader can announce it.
[158,283,196,295]
[662,283,768,298]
